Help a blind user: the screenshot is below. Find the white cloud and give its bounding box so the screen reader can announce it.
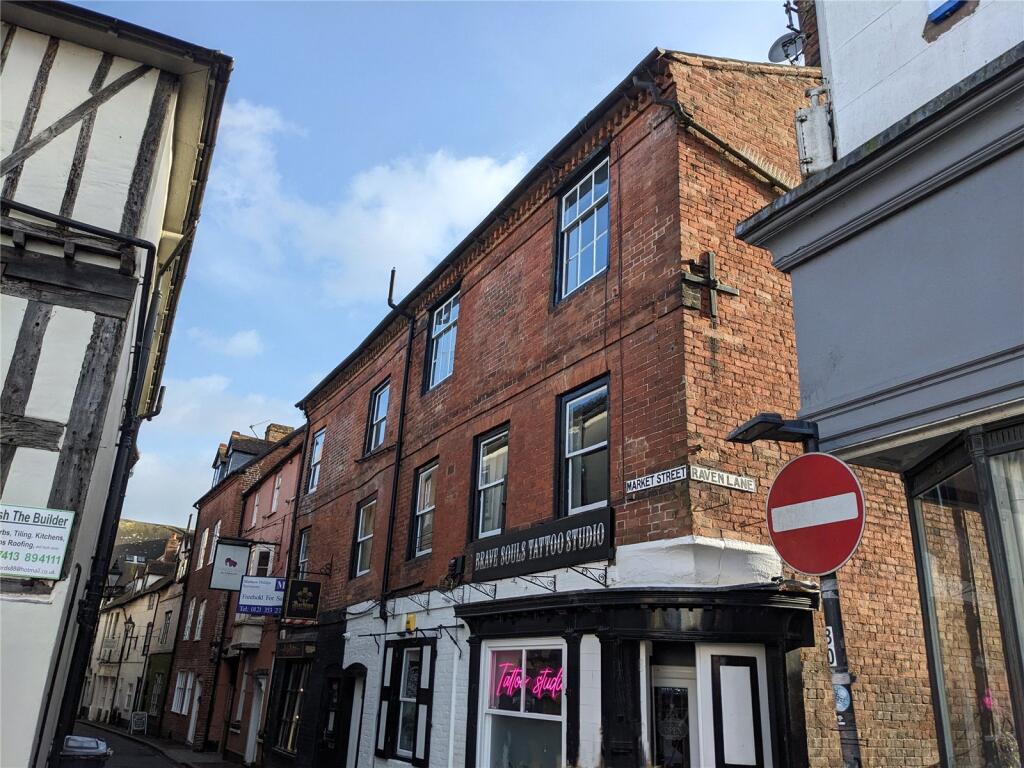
[187,327,266,358]
[204,99,530,303]
[121,375,300,526]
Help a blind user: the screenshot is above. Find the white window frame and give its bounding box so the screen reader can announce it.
[251,491,261,529]
[172,671,188,714]
[182,598,196,641]
[208,521,221,567]
[428,292,459,389]
[159,610,172,645]
[354,499,375,577]
[479,637,567,768]
[367,382,390,453]
[413,464,436,557]
[195,529,208,571]
[296,529,311,579]
[182,672,195,717]
[395,647,422,758]
[250,546,274,578]
[563,384,609,515]
[476,430,508,539]
[194,599,207,641]
[559,158,610,298]
[308,429,326,492]
[271,474,282,514]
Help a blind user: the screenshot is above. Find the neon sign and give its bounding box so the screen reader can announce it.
[495,663,563,699]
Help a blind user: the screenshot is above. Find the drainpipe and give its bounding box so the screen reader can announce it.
[379,268,416,621]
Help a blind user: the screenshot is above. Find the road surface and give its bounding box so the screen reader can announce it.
[73,722,179,768]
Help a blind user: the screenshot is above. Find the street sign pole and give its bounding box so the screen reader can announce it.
[802,434,861,768]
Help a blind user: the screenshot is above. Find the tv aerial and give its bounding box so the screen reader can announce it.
[768,31,805,64]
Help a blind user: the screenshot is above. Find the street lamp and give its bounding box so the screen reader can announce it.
[727,411,861,767]
[106,561,122,589]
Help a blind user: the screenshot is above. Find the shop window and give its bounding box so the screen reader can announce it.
[559,380,609,516]
[558,157,609,299]
[274,660,311,753]
[475,428,508,538]
[376,641,435,765]
[480,640,564,768]
[914,462,1022,765]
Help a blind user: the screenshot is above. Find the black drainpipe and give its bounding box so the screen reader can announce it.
[379,268,416,620]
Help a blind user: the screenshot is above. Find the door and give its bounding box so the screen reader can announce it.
[187,681,202,745]
[650,665,699,767]
[345,676,364,768]
[696,644,772,768]
[245,675,266,765]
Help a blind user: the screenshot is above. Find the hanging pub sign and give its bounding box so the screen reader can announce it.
[209,539,252,591]
[283,579,322,621]
[238,576,286,615]
[471,506,612,581]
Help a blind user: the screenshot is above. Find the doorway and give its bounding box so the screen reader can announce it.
[186,681,202,745]
[650,665,699,767]
[245,675,265,765]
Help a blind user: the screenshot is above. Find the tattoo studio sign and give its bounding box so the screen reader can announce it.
[626,464,757,495]
[471,506,613,580]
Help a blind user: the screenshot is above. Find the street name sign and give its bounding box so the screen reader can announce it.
[625,464,756,495]
[766,453,865,576]
[0,504,74,580]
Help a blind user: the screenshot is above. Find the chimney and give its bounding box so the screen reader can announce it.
[264,423,294,443]
[796,1,820,67]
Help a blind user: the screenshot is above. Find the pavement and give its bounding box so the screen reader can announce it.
[73,722,235,768]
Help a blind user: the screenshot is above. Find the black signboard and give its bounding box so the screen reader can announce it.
[283,579,321,621]
[471,506,613,581]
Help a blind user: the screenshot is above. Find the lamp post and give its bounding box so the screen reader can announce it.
[727,413,862,768]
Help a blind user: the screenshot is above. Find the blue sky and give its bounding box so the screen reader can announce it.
[81,1,791,526]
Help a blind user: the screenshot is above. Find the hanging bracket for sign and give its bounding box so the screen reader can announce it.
[465,581,497,600]
[406,592,430,611]
[570,565,609,587]
[437,586,465,605]
[517,574,557,592]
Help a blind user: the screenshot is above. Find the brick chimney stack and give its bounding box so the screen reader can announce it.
[264,423,294,443]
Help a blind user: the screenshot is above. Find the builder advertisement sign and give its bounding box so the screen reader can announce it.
[471,506,612,580]
[0,504,74,580]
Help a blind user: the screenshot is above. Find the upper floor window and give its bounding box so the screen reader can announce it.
[561,380,609,515]
[559,158,609,299]
[366,381,390,453]
[475,429,508,539]
[251,547,273,578]
[271,473,283,514]
[307,428,326,492]
[195,529,209,571]
[427,292,459,389]
[183,597,196,640]
[353,498,376,577]
[159,610,172,645]
[251,491,261,529]
[297,528,311,579]
[208,520,221,567]
[194,599,207,640]
[412,463,436,557]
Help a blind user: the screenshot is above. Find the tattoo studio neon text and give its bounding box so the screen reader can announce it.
[495,663,563,699]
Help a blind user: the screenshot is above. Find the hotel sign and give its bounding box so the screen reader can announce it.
[625,464,757,495]
[471,506,613,581]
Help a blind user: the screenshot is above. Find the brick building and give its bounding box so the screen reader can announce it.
[161,425,298,749]
[254,48,942,768]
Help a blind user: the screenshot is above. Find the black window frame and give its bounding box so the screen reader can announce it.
[556,375,611,518]
[422,285,461,393]
[408,459,439,560]
[307,428,326,492]
[470,423,510,541]
[375,638,437,766]
[553,152,611,304]
[351,495,377,579]
[273,659,311,754]
[364,379,391,455]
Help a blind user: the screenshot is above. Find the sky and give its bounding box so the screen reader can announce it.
[80,1,792,527]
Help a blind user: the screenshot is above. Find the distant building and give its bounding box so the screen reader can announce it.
[109,519,185,571]
[0,3,230,765]
[738,2,1024,763]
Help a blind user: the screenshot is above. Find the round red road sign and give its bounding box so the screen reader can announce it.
[766,452,865,576]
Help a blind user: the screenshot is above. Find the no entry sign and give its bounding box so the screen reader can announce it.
[766,452,865,576]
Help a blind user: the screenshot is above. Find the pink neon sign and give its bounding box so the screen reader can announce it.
[495,663,563,699]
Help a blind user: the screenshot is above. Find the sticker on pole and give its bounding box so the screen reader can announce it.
[766,453,865,576]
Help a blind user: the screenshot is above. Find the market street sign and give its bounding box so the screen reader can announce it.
[471,506,613,581]
[0,504,74,580]
[766,452,865,576]
[238,576,286,615]
[625,464,756,495]
[209,540,252,591]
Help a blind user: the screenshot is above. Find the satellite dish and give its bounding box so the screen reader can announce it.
[768,31,805,64]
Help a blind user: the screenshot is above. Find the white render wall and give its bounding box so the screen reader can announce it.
[344,534,780,768]
[816,0,1024,154]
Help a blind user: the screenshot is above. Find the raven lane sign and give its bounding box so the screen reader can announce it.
[625,464,756,495]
